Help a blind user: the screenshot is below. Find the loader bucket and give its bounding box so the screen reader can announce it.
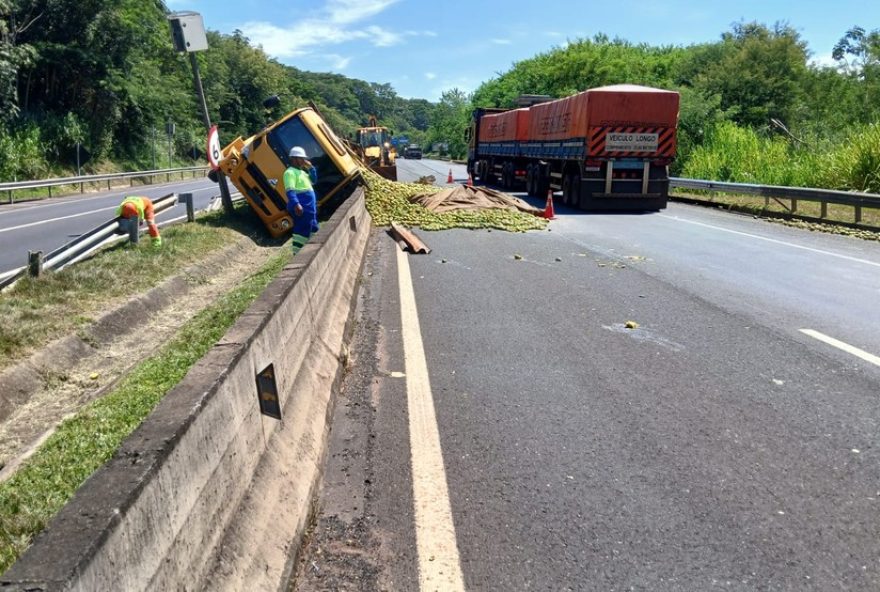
[374,164,398,181]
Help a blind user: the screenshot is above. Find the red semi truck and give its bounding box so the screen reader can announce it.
[466,84,680,210]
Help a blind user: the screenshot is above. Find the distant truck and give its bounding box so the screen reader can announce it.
[215,106,361,238]
[466,84,680,210]
[403,145,422,159]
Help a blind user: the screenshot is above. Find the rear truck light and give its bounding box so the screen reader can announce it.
[585,159,601,172]
[652,158,671,166]
[515,170,527,176]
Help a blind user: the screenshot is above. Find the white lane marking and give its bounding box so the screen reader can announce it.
[800,329,880,368]
[0,207,118,233]
[659,214,880,268]
[0,189,217,233]
[396,247,466,592]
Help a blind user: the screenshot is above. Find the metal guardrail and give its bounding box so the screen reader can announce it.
[0,193,180,291]
[1,166,209,203]
[669,177,880,224]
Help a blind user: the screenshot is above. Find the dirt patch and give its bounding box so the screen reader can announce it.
[0,238,284,479]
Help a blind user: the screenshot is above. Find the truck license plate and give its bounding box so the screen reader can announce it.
[606,132,659,152]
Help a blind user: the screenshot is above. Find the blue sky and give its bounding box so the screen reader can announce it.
[167,0,880,101]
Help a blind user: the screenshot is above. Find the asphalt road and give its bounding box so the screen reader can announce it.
[0,176,218,274]
[296,160,880,591]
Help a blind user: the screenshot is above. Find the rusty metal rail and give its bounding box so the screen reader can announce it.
[390,222,431,254]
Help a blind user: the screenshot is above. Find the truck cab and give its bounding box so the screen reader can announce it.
[217,107,361,238]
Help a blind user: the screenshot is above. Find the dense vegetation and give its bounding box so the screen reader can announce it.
[433,23,880,192]
[0,0,432,181]
[2,1,879,193]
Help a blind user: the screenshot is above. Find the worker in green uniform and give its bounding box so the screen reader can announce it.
[283,146,319,255]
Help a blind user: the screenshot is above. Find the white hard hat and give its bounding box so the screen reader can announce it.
[289,146,307,158]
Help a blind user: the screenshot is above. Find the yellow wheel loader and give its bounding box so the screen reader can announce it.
[355,116,397,181]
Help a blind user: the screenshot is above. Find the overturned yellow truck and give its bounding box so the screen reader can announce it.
[215,106,362,238]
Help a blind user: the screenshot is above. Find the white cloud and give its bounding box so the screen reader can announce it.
[425,72,437,80]
[327,0,400,25]
[364,25,402,47]
[327,54,353,69]
[810,52,838,68]
[491,38,512,45]
[241,0,406,60]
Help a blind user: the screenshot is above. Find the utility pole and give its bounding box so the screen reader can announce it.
[168,11,234,214]
[166,120,175,170]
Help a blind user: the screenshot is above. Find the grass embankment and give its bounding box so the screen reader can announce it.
[677,122,880,234]
[361,169,548,232]
[0,208,268,371]
[0,244,289,574]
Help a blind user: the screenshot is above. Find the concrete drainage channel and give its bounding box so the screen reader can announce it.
[1,189,372,591]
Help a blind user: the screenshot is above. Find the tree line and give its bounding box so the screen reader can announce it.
[2,3,879,193]
[0,0,435,181]
[427,23,880,192]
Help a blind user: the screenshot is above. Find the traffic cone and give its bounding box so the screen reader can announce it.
[543,189,556,220]
[466,173,474,187]
[447,168,454,183]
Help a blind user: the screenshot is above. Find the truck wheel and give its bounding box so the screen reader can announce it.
[568,173,582,209]
[562,175,572,206]
[526,165,536,196]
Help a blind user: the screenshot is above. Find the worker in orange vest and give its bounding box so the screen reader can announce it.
[116,196,161,247]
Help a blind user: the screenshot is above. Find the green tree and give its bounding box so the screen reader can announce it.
[425,88,470,158]
[694,22,808,129]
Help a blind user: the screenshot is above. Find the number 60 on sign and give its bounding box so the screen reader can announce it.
[207,124,222,170]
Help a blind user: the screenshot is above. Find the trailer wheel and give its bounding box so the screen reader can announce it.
[561,175,572,205]
[526,165,535,197]
[568,173,582,210]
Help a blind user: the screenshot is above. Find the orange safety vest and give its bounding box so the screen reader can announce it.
[116,196,155,222]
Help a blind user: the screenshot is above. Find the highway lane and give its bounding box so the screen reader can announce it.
[296,168,880,590]
[0,176,218,274]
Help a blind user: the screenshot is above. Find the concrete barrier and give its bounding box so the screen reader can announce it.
[1,188,372,591]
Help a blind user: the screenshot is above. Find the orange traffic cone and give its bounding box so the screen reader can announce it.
[447,169,454,183]
[543,189,556,219]
[466,173,474,187]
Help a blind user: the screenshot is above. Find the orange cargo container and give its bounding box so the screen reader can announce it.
[478,108,531,143]
[526,84,679,144]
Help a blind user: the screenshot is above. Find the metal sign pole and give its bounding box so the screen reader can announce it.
[189,53,234,214]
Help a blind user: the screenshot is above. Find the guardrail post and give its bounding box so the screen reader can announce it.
[7,190,12,204]
[179,192,195,222]
[48,186,52,199]
[855,206,862,224]
[28,251,43,278]
[821,202,828,219]
[791,199,798,214]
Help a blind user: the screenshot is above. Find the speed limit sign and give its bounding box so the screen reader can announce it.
[207,125,222,170]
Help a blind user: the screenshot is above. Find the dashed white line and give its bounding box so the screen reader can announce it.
[659,214,880,268]
[0,207,119,233]
[800,329,880,368]
[396,247,466,592]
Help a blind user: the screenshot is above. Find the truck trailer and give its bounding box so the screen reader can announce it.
[467,84,680,211]
[216,106,361,238]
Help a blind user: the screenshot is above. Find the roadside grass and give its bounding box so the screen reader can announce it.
[0,206,270,371]
[0,247,290,574]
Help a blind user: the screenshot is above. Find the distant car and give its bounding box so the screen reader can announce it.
[404,145,422,159]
